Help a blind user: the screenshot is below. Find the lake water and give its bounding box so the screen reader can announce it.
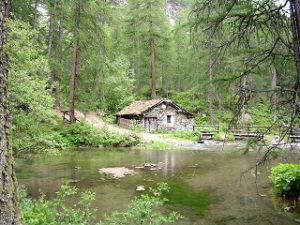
[16,146,300,224]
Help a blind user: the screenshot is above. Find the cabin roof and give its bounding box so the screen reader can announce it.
[116,98,193,117]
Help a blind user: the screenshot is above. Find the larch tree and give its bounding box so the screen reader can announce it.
[0,0,20,224]
[69,1,81,123]
[125,0,169,99]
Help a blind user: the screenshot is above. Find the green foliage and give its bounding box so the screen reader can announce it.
[248,104,272,126]
[169,131,199,141]
[212,132,235,141]
[20,184,97,225]
[103,56,135,113]
[170,91,204,115]
[8,19,54,119]
[269,164,300,199]
[20,183,181,225]
[12,116,139,154]
[129,120,145,133]
[61,122,140,147]
[12,112,68,154]
[100,183,182,225]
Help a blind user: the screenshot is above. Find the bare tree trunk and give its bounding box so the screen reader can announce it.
[208,26,215,126]
[48,2,57,57]
[290,0,300,108]
[48,1,61,109]
[54,15,64,109]
[69,2,80,123]
[162,64,169,97]
[238,76,249,125]
[0,0,20,224]
[271,65,277,121]
[33,0,39,29]
[150,25,156,99]
[133,30,141,95]
[218,96,223,121]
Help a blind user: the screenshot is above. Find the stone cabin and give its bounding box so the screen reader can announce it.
[116,99,194,132]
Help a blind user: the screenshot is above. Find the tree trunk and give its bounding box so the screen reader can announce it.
[218,96,223,122]
[271,65,277,121]
[54,15,64,109]
[48,1,61,109]
[290,0,300,108]
[162,64,168,97]
[149,8,157,100]
[47,2,57,57]
[69,2,80,123]
[133,29,141,95]
[0,0,20,224]
[33,0,39,29]
[150,34,156,99]
[208,26,215,126]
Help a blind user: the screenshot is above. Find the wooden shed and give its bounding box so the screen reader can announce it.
[116,99,194,132]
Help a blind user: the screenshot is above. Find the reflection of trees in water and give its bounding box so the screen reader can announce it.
[144,151,189,176]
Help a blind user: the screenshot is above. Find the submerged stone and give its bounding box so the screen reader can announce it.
[98,167,136,179]
[136,185,145,192]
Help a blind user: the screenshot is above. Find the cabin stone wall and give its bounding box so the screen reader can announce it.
[142,103,193,132]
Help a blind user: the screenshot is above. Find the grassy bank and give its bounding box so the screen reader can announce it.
[13,113,139,155]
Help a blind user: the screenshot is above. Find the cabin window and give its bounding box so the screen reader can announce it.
[167,115,171,123]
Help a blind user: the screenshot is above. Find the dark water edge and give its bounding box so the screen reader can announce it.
[15,147,300,225]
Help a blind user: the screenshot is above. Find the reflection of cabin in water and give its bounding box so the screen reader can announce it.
[116,99,194,132]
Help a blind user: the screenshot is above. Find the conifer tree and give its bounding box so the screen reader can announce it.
[0,0,20,223]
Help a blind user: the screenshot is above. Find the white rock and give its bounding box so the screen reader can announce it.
[136,186,145,192]
[98,167,136,179]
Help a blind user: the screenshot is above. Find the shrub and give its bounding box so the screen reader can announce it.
[129,120,145,133]
[12,112,68,154]
[61,122,140,147]
[20,183,181,225]
[212,132,235,141]
[20,184,96,225]
[171,131,199,141]
[269,163,300,199]
[100,183,182,225]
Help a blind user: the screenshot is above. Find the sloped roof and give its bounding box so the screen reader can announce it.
[116,99,193,117]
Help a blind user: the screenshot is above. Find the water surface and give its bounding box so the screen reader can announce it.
[16,146,300,224]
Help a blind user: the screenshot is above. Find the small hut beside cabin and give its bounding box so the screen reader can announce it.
[116,99,194,132]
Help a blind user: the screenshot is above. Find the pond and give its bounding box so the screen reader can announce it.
[16,145,300,225]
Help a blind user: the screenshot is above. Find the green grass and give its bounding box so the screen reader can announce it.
[156,131,199,142]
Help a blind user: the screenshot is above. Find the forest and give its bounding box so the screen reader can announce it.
[0,0,300,224]
[5,0,299,153]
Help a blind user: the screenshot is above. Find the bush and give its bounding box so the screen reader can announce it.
[212,132,235,141]
[12,112,68,154]
[20,184,96,225]
[269,163,300,199]
[170,131,199,141]
[13,117,139,154]
[129,120,145,133]
[20,183,181,225]
[61,122,140,147]
[100,183,182,225]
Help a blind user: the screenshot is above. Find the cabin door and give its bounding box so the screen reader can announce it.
[145,117,158,132]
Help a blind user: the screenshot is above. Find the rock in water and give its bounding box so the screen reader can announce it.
[136,185,145,192]
[98,167,136,179]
